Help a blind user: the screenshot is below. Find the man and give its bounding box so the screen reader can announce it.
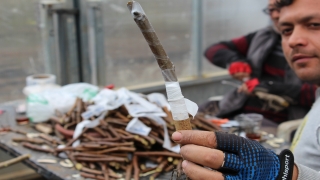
[202,0,316,123]
[172,0,320,179]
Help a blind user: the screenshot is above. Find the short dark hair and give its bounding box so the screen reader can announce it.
[275,0,294,8]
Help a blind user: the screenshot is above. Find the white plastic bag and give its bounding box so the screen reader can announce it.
[27,89,76,123]
[61,83,99,102]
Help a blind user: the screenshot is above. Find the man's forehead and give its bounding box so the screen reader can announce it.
[279,0,320,24]
[268,0,276,6]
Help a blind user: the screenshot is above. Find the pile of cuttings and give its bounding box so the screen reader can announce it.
[11,98,219,180]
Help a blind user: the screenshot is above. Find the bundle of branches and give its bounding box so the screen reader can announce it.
[13,97,219,180]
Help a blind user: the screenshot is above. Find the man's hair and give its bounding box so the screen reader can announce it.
[275,0,293,8]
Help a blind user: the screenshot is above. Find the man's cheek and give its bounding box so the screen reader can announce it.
[283,54,292,67]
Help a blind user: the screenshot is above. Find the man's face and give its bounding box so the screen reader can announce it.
[268,0,280,30]
[279,0,320,85]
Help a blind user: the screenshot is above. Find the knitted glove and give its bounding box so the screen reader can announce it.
[228,62,252,75]
[245,78,259,92]
[216,132,294,180]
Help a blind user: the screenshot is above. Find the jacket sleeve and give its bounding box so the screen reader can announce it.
[296,163,320,180]
[255,81,316,107]
[204,32,256,68]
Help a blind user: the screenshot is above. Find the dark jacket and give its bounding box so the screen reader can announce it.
[204,26,316,121]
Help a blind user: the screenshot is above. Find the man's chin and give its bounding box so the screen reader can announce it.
[295,69,320,83]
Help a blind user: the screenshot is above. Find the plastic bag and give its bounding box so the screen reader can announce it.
[61,83,99,102]
[27,89,76,123]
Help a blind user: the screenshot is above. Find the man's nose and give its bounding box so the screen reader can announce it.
[288,28,308,48]
[271,9,280,19]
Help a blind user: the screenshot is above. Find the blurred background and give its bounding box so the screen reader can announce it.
[0,0,268,103]
[0,1,277,179]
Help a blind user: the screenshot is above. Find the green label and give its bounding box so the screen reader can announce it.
[82,88,98,100]
[27,94,48,104]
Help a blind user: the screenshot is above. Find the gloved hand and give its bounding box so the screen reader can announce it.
[172,130,296,180]
[228,62,252,81]
[244,78,260,93]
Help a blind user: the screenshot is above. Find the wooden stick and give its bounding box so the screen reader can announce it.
[65,128,88,147]
[85,137,122,142]
[156,156,164,164]
[150,160,169,180]
[114,128,133,137]
[164,164,174,172]
[91,147,136,154]
[114,112,130,122]
[0,154,30,169]
[103,120,128,127]
[135,151,181,158]
[107,168,122,179]
[10,129,27,135]
[100,163,109,180]
[73,152,116,158]
[55,146,96,152]
[12,138,45,145]
[108,162,121,170]
[139,134,156,145]
[64,121,77,130]
[78,163,118,179]
[149,134,164,145]
[162,107,173,121]
[89,163,96,169]
[80,172,106,180]
[176,159,183,178]
[39,134,63,145]
[94,127,108,137]
[107,126,121,138]
[82,134,95,141]
[80,144,108,149]
[192,119,217,132]
[22,143,54,153]
[127,2,174,71]
[125,162,133,180]
[127,1,192,131]
[140,167,157,174]
[132,155,140,180]
[108,153,128,158]
[67,98,80,117]
[195,115,220,130]
[80,167,103,175]
[74,156,128,163]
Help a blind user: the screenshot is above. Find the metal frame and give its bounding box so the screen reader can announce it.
[192,0,203,78]
[39,0,227,90]
[39,0,80,85]
[78,0,105,86]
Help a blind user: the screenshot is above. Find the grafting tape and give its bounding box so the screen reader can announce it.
[165,82,188,121]
[161,69,177,82]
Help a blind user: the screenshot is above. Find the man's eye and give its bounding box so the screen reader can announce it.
[281,29,292,36]
[310,23,320,28]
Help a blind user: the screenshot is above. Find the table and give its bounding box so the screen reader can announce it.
[0,125,179,180]
[0,125,79,180]
[0,118,288,180]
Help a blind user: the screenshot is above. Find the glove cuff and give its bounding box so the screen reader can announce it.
[245,78,259,92]
[276,149,294,180]
[228,61,252,75]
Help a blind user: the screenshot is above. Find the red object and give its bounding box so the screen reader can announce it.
[104,84,115,89]
[231,36,249,56]
[228,62,252,75]
[16,116,29,125]
[245,78,260,92]
[210,118,229,126]
[246,133,261,141]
